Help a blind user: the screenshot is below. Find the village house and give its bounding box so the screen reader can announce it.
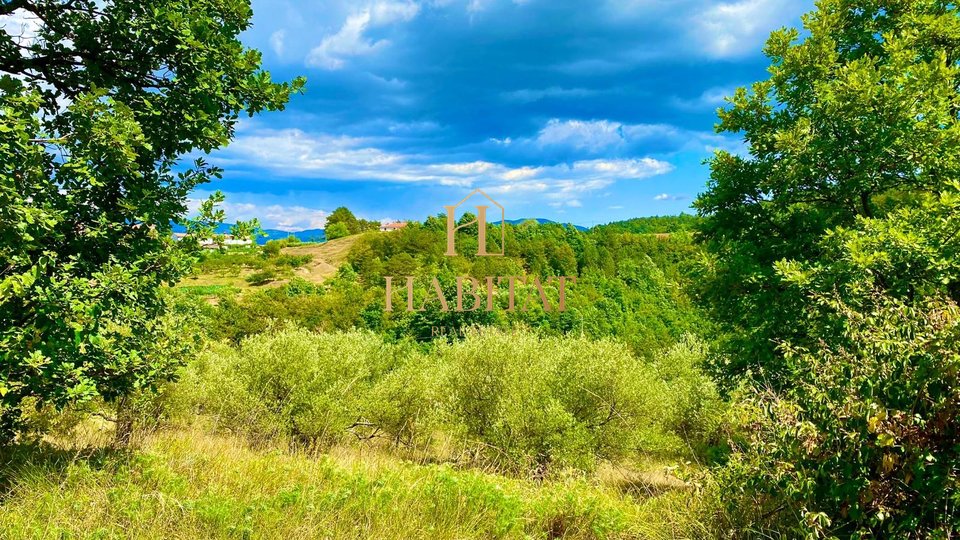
[379,222,407,232]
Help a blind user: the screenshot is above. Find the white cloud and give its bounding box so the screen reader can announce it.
[0,9,41,49]
[501,87,602,103]
[536,119,625,152]
[270,30,286,57]
[214,126,674,203]
[671,86,736,111]
[695,0,801,59]
[516,118,740,156]
[186,198,331,232]
[653,193,689,202]
[306,1,420,69]
[467,0,529,14]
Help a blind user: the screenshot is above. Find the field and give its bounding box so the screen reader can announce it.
[0,323,720,539]
[0,428,707,539]
[178,236,361,291]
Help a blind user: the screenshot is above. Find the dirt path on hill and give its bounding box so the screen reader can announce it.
[283,234,362,284]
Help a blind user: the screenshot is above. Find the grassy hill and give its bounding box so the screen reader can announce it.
[3,222,724,538]
[178,235,362,292]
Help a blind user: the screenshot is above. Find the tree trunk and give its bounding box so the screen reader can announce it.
[114,395,134,447]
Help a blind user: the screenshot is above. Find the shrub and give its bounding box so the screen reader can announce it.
[326,222,350,240]
[179,327,720,474]
[710,298,960,538]
[261,240,284,257]
[441,329,710,472]
[245,269,278,286]
[189,327,433,448]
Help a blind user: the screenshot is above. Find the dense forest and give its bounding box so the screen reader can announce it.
[185,214,705,358]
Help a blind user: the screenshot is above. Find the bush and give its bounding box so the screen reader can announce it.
[326,222,350,240]
[441,329,718,472]
[179,327,720,474]
[245,269,278,285]
[261,240,284,257]
[709,298,960,538]
[273,254,312,268]
[188,327,433,448]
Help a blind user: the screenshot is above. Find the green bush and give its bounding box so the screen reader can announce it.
[273,254,312,268]
[261,240,284,257]
[441,329,717,472]
[179,327,720,474]
[326,222,350,240]
[245,269,278,286]
[188,327,432,447]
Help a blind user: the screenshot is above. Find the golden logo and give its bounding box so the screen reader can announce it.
[444,189,505,257]
[384,191,575,315]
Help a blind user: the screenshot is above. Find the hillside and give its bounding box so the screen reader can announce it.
[178,235,362,291]
[283,234,363,284]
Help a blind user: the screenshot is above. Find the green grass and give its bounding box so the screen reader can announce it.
[0,429,711,539]
[177,284,242,297]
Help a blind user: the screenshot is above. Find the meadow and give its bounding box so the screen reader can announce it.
[0,217,734,539]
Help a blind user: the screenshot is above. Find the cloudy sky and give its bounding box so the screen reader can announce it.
[198,0,815,230]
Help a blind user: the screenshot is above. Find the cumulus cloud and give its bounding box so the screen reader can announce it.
[306,1,420,69]
[536,119,625,152]
[694,0,804,58]
[186,198,332,231]
[487,118,741,159]
[270,30,286,56]
[214,126,673,202]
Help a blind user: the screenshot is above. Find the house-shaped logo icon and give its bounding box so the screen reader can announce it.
[444,189,505,257]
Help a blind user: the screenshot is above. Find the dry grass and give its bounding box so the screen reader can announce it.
[0,426,713,539]
[281,234,363,285]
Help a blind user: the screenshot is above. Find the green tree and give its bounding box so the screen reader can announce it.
[357,218,381,233]
[0,0,304,442]
[230,218,266,246]
[325,222,350,241]
[326,207,360,234]
[695,0,960,386]
[696,0,960,535]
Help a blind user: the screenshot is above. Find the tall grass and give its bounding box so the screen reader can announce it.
[0,429,712,539]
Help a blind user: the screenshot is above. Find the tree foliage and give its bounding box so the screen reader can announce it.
[325,222,350,241]
[0,0,303,441]
[696,0,960,535]
[326,206,379,236]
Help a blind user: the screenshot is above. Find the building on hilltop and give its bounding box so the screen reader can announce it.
[379,222,407,232]
[172,232,252,248]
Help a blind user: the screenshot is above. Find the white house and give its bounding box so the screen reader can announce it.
[379,222,407,232]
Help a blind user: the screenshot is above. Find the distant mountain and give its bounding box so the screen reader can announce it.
[170,216,585,245]
[170,223,325,245]
[505,218,588,232]
[595,213,700,234]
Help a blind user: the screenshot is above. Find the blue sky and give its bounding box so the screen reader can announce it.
[196,0,815,230]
